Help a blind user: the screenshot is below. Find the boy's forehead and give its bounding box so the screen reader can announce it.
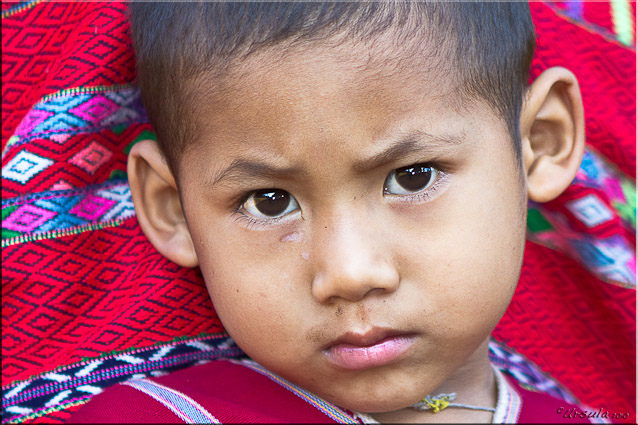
[190,38,465,149]
[230,33,454,93]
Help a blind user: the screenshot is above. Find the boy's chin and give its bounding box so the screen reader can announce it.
[326,392,419,414]
[302,366,447,414]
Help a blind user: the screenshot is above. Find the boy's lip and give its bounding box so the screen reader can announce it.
[323,328,416,370]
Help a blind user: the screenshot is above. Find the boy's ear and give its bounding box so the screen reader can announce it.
[520,66,585,203]
[127,139,199,268]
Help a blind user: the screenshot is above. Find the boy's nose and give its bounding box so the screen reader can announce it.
[310,215,400,304]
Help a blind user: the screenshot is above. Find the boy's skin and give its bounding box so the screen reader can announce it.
[127,36,584,423]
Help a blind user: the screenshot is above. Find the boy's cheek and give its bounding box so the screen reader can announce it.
[198,236,310,305]
[201,265,312,359]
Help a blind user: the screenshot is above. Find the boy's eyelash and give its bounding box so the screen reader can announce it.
[231,162,449,228]
[385,169,449,205]
[233,212,282,230]
[232,192,293,229]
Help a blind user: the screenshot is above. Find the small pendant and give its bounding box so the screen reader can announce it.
[412,393,456,413]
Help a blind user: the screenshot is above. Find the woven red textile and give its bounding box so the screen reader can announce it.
[2,219,225,381]
[495,241,636,421]
[2,1,136,149]
[2,1,635,423]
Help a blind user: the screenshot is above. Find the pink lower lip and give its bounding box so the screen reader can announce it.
[325,336,415,370]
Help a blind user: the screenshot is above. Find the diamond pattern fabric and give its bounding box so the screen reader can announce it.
[2,1,635,423]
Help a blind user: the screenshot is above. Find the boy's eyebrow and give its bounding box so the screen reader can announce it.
[353,130,466,172]
[208,160,305,188]
[208,130,465,187]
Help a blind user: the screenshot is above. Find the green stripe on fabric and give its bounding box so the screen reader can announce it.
[1,206,23,240]
[2,205,18,221]
[75,332,232,364]
[109,169,128,180]
[40,84,136,102]
[125,129,157,155]
[611,0,635,46]
[5,333,233,389]
[612,180,636,227]
[2,136,21,157]
[1,0,44,19]
[7,398,91,424]
[1,218,130,248]
[2,228,23,241]
[111,124,128,135]
[527,208,553,233]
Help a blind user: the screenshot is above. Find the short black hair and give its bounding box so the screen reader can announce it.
[129,2,535,178]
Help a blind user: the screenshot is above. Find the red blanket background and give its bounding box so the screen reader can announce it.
[2,1,635,423]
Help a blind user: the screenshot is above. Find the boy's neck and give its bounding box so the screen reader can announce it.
[369,338,496,423]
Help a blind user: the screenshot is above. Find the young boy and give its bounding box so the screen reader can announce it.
[69,2,591,423]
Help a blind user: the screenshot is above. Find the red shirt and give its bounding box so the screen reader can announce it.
[67,359,607,424]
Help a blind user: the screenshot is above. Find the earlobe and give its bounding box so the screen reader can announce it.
[520,67,585,203]
[127,140,199,267]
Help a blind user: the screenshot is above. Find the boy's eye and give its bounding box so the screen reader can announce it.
[384,163,439,195]
[242,189,299,218]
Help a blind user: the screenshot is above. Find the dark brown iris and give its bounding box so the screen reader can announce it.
[395,165,433,192]
[253,189,291,216]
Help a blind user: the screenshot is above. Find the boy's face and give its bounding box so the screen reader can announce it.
[176,42,527,412]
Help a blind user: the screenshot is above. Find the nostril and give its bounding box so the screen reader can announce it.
[311,221,400,304]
